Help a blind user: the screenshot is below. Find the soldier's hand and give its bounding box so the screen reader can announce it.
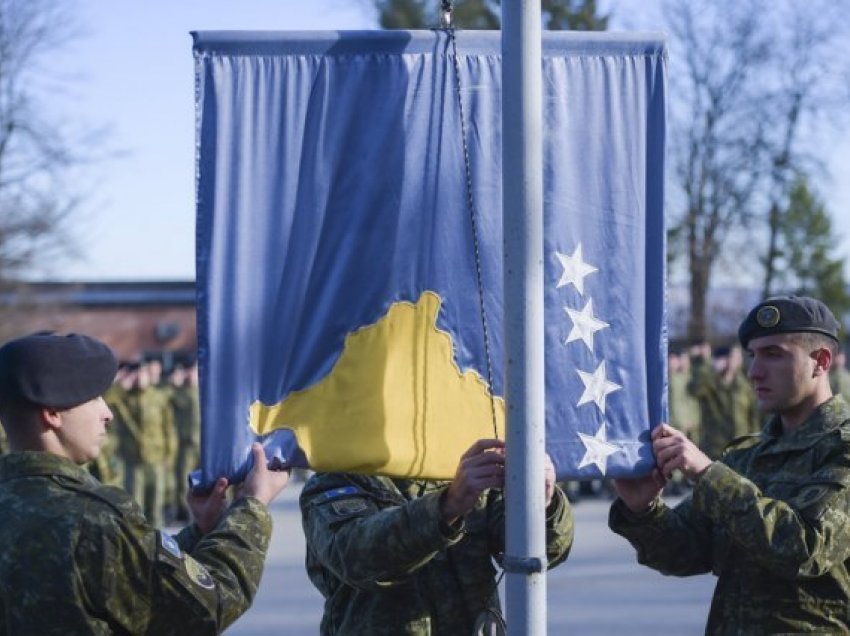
[441,438,505,524]
[239,442,291,506]
[652,424,712,480]
[188,476,229,535]
[612,470,666,514]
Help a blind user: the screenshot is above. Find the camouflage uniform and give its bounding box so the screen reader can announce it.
[121,385,179,526]
[301,472,574,635]
[171,382,201,518]
[0,450,271,634]
[610,396,850,634]
[830,366,850,403]
[688,356,761,459]
[668,368,700,442]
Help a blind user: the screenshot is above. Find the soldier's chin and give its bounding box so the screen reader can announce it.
[756,398,776,413]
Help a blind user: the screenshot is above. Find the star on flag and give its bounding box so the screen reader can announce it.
[577,423,621,474]
[564,298,609,352]
[576,360,621,413]
[555,243,597,295]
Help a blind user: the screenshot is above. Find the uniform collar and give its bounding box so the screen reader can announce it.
[761,395,850,453]
[0,451,93,483]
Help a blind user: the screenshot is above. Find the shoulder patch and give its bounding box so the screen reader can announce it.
[185,557,215,590]
[159,532,183,559]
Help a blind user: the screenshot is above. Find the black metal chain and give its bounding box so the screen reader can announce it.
[443,19,500,441]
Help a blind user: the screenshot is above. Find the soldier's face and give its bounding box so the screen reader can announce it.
[746,334,818,415]
[56,396,114,464]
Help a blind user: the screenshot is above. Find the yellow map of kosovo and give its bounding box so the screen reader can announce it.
[250,291,505,479]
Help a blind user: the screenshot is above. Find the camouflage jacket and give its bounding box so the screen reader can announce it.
[610,396,850,634]
[301,472,574,635]
[0,451,272,635]
[119,386,179,464]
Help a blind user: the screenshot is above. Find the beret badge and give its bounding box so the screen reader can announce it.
[756,305,780,328]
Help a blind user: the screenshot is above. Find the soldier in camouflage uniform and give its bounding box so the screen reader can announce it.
[830,348,850,402]
[122,361,179,526]
[0,332,290,634]
[610,296,850,633]
[170,362,202,521]
[668,350,700,441]
[301,439,574,635]
[688,342,761,459]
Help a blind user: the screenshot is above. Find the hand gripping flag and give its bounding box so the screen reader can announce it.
[192,30,667,486]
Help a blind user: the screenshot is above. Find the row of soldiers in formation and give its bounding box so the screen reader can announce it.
[668,341,850,459]
[91,358,200,526]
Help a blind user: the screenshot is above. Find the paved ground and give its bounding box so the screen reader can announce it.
[224,486,715,635]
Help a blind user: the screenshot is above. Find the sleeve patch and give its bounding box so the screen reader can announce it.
[185,557,216,590]
[159,532,183,560]
[331,498,369,516]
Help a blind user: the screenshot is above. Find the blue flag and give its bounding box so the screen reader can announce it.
[193,30,667,486]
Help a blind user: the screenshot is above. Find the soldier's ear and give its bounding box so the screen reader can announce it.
[812,348,832,377]
[40,407,62,431]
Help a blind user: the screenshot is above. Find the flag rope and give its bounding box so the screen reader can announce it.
[442,10,500,441]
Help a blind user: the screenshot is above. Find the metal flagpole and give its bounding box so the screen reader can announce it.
[501,0,546,635]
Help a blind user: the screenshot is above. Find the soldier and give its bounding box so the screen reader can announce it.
[122,361,178,526]
[170,361,201,521]
[610,296,850,633]
[688,341,761,459]
[830,347,850,402]
[0,332,289,633]
[668,349,700,442]
[301,438,574,634]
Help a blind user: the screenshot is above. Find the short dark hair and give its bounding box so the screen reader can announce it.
[788,332,839,356]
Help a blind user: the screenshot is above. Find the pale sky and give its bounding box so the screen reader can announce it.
[41,0,850,281]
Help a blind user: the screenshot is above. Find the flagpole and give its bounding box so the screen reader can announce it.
[502,1,546,634]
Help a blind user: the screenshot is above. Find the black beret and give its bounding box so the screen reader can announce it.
[0,332,118,409]
[738,296,841,348]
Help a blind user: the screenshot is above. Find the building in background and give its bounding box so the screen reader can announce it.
[0,281,196,365]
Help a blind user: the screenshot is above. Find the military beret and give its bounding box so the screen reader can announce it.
[0,332,118,409]
[738,296,841,348]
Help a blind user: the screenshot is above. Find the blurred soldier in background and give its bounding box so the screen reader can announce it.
[688,342,761,459]
[668,349,700,442]
[170,361,201,521]
[830,347,850,402]
[121,360,178,526]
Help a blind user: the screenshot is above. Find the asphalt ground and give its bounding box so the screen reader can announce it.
[222,485,715,635]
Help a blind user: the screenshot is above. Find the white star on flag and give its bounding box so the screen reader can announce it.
[564,298,609,352]
[577,423,621,474]
[576,360,621,413]
[555,243,598,295]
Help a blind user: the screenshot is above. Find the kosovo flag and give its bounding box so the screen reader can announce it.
[193,30,667,486]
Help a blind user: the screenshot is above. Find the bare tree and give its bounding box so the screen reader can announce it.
[665,0,771,341]
[759,3,850,298]
[0,0,94,282]
[664,0,850,341]
[373,0,609,30]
